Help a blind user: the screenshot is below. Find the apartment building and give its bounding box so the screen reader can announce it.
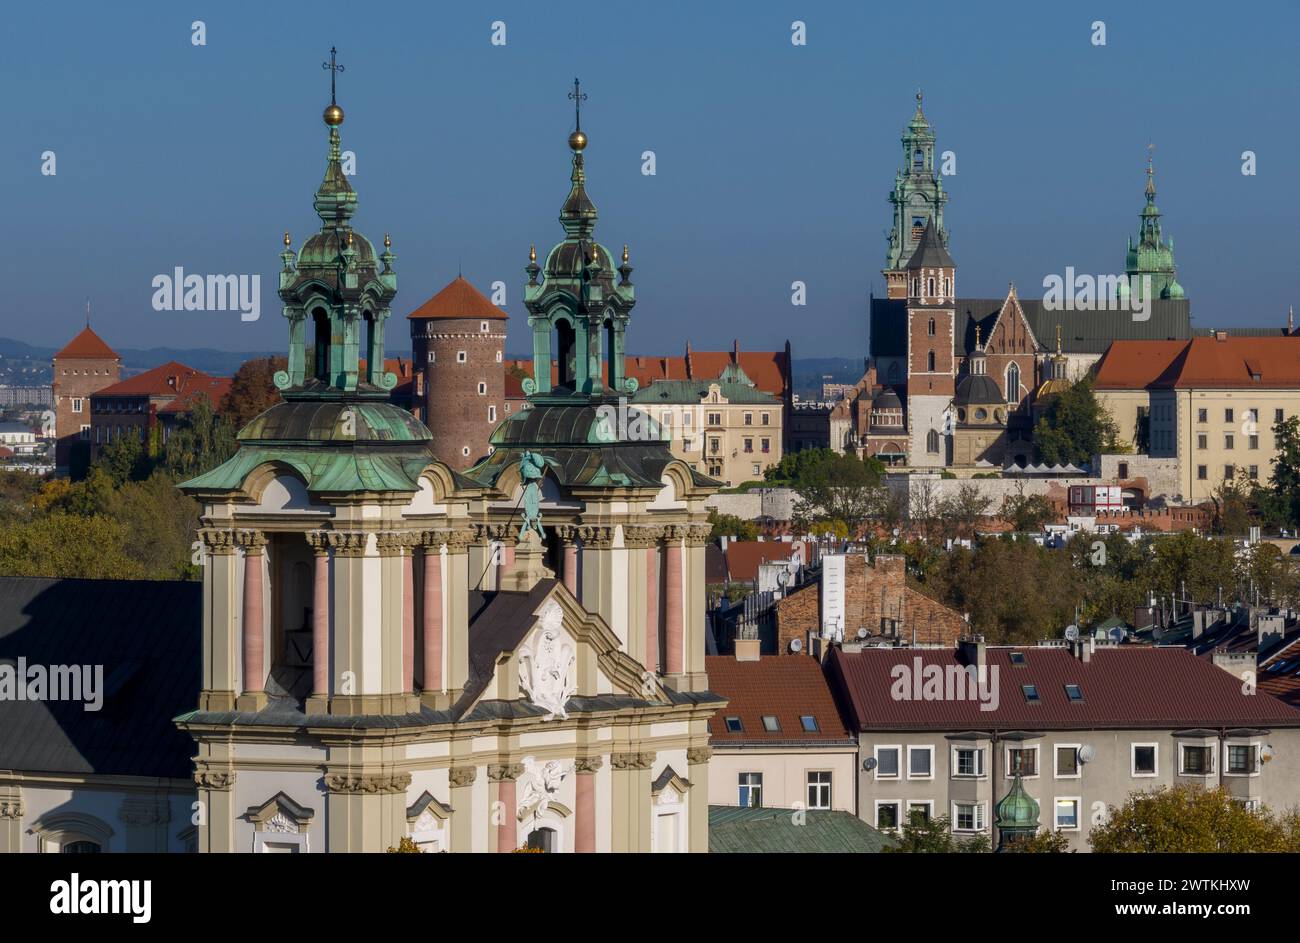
[827,638,1300,851]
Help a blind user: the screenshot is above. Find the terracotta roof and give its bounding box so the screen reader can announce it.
[724,540,809,582]
[94,361,217,399]
[53,326,119,361]
[1093,340,1190,390]
[706,655,855,744]
[829,645,1300,730]
[158,375,232,414]
[406,276,507,321]
[504,346,789,398]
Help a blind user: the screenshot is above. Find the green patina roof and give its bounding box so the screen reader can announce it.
[238,400,431,445]
[995,774,1040,830]
[708,806,897,853]
[631,377,779,406]
[181,443,438,494]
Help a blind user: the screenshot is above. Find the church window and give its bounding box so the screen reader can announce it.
[495,350,503,363]
[312,307,330,381]
[457,351,467,363]
[927,351,936,372]
[1006,363,1020,404]
[975,408,987,422]
[911,277,920,296]
[945,277,952,295]
[477,382,487,395]
[488,405,496,422]
[61,841,101,854]
[926,429,939,453]
[427,351,435,364]
[927,277,935,295]
[928,318,935,336]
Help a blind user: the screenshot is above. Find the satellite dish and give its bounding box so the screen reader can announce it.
[1064,625,1080,642]
[863,757,878,771]
[1261,744,1275,762]
[856,627,869,640]
[1152,627,1164,642]
[1078,745,1096,764]
[1109,626,1125,643]
[789,638,803,653]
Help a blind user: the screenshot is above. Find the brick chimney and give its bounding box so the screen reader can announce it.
[958,635,986,674]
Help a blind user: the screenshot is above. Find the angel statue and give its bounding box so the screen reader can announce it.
[517,450,547,542]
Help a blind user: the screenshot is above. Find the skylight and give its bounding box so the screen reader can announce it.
[1022,684,1040,703]
[1065,684,1084,702]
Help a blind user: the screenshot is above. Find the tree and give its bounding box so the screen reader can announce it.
[937,483,994,542]
[1032,376,1119,467]
[1004,829,1071,853]
[0,512,143,580]
[1266,415,1300,527]
[96,430,151,485]
[707,509,757,542]
[1209,478,1254,536]
[1001,490,1057,533]
[221,356,286,431]
[162,394,237,479]
[887,812,990,853]
[1090,785,1300,852]
[791,453,885,537]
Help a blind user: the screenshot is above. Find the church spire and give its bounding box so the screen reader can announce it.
[559,79,597,240]
[884,92,949,294]
[1124,143,1182,302]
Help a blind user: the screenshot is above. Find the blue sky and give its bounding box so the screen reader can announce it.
[6,0,1299,358]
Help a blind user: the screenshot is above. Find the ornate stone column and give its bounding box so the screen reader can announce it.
[236,530,268,710]
[0,787,24,854]
[448,765,476,852]
[556,523,580,599]
[488,763,525,853]
[325,771,412,852]
[420,531,444,696]
[574,756,603,853]
[623,525,663,670]
[686,745,713,854]
[663,525,684,677]
[307,531,331,698]
[443,529,474,698]
[193,766,236,853]
[578,523,616,625]
[610,751,654,853]
[401,537,416,693]
[197,527,238,711]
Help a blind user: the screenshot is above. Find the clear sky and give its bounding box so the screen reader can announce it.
[6,0,1299,358]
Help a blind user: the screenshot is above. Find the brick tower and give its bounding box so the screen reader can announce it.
[408,276,507,469]
[905,218,956,466]
[51,324,120,472]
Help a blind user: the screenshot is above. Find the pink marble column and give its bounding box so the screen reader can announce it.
[402,546,415,693]
[563,542,579,598]
[665,539,683,675]
[575,768,596,853]
[240,534,266,694]
[498,541,515,584]
[645,545,660,672]
[311,538,329,696]
[496,777,517,853]
[422,546,442,692]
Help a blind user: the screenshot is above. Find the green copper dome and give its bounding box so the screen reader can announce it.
[995,773,1040,830]
[238,400,432,445]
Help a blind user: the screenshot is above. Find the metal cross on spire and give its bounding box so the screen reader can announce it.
[569,77,587,130]
[323,46,345,105]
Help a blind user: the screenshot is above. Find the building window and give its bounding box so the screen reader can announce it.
[799,715,819,733]
[72,397,83,413]
[927,277,935,295]
[761,412,770,425]
[1276,409,1285,423]
[874,745,901,779]
[751,463,760,476]
[952,802,986,832]
[907,745,934,780]
[1226,744,1258,776]
[761,438,770,453]
[1054,745,1080,778]
[875,801,900,831]
[1132,743,1158,777]
[926,429,939,453]
[1179,744,1214,776]
[1118,462,1129,479]
[480,321,489,332]
[1006,746,1038,777]
[79,425,90,440]
[1197,433,1207,449]
[461,446,470,457]
[1250,435,1259,449]
[1022,684,1040,703]
[807,772,832,810]
[952,747,985,778]
[1225,464,1235,480]
[1064,684,1084,702]
[495,350,503,363]
[744,439,753,453]
[738,772,763,808]
[907,801,933,824]
[1225,408,1234,422]
[744,412,753,426]
[457,351,467,363]
[1054,798,1080,831]
[927,351,936,372]
[761,715,780,732]
[1197,465,1207,480]
[928,317,936,336]
[707,412,722,426]
[488,405,496,422]
[477,382,487,395]
[1224,434,1234,450]
[1197,408,1207,422]
[1249,465,1259,480]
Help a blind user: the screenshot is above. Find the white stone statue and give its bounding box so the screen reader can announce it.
[517,756,570,822]
[518,600,576,720]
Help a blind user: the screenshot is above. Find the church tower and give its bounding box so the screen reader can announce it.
[1122,149,1184,302]
[905,218,956,466]
[884,92,950,299]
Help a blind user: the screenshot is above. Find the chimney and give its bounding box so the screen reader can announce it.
[1290,306,1295,335]
[958,636,986,674]
[732,338,740,363]
[1080,637,1093,663]
[1214,330,1228,342]
[734,638,761,662]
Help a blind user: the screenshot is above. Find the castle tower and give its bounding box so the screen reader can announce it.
[408,276,507,468]
[1122,148,1184,302]
[884,92,950,299]
[904,218,956,466]
[51,324,120,472]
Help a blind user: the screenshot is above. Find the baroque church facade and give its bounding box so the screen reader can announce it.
[856,95,1192,468]
[174,82,722,853]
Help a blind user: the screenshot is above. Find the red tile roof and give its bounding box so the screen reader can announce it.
[706,655,854,744]
[407,276,507,321]
[95,361,216,398]
[504,346,790,398]
[158,375,232,414]
[829,645,1300,730]
[54,326,119,361]
[1095,336,1300,391]
[723,540,810,582]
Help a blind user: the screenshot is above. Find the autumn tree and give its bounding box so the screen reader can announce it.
[708,509,758,542]
[162,394,237,479]
[221,355,286,430]
[791,452,885,537]
[1091,785,1300,853]
[886,812,989,854]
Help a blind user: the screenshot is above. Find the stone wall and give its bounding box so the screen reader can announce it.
[705,488,796,522]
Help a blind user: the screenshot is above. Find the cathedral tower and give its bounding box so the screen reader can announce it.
[1122,149,1184,302]
[884,92,949,299]
[904,218,956,466]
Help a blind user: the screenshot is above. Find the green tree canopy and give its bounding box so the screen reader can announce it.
[1091,785,1300,852]
[1032,376,1120,467]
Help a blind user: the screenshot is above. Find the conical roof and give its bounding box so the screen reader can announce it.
[906,216,954,269]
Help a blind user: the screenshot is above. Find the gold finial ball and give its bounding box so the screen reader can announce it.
[384,233,392,249]
[529,244,537,263]
[568,129,587,151]
[323,103,345,126]
[622,244,629,264]
[283,231,291,247]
